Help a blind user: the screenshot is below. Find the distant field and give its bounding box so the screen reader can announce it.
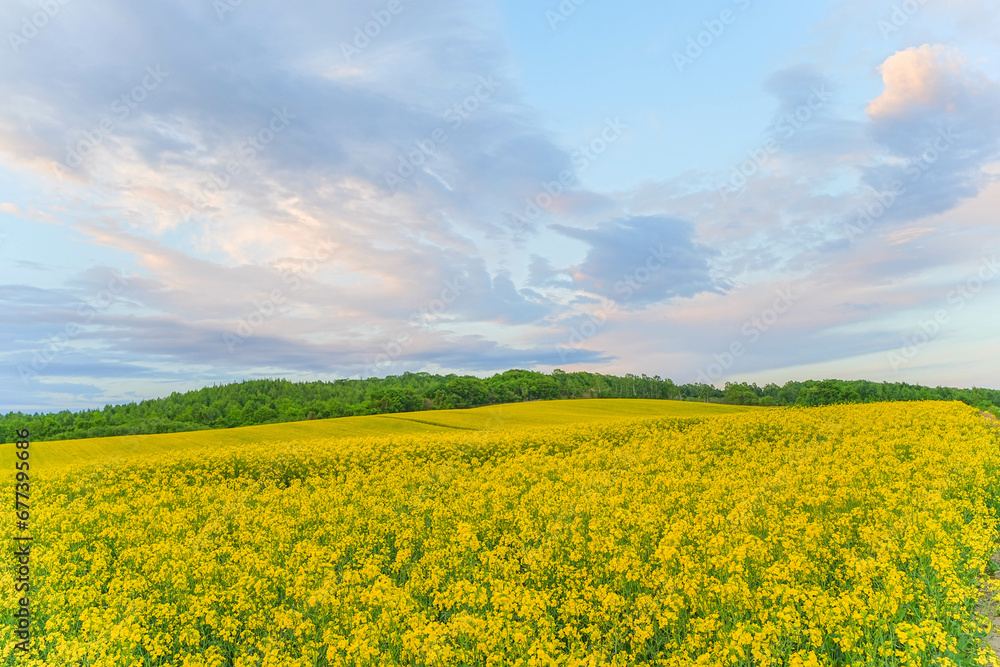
[2,398,761,471]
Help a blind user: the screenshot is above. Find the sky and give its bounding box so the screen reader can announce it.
[1,0,999,413]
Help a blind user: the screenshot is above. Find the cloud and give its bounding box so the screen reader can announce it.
[866,45,971,120]
[764,66,832,117]
[859,45,1000,223]
[550,216,719,307]
[528,255,574,289]
[0,0,572,253]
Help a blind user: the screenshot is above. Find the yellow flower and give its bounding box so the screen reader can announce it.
[9,400,1000,666]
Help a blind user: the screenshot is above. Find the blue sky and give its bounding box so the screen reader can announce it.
[2,0,999,412]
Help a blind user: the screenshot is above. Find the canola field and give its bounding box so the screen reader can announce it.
[3,400,1000,666]
[4,399,758,471]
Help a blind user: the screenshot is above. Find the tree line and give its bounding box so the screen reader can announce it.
[2,371,997,443]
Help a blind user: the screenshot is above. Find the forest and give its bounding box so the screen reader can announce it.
[2,370,998,443]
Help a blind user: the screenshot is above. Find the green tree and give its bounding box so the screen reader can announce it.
[724,382,760,406]
[444,377,490,409]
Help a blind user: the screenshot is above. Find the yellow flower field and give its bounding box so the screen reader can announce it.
[3,400,1000,666]
[5,399,759,472]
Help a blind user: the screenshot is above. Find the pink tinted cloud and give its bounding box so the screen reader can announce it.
[867,44,974,119]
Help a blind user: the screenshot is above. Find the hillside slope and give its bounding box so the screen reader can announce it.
[4,398,761,471]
